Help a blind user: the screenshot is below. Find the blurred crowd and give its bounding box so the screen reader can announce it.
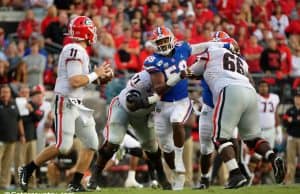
[0,0,300,190]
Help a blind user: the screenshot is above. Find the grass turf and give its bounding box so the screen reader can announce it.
[1,185,300,194]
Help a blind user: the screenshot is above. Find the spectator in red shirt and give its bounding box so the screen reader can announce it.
[231,10,248,33]
[114,26,141,72]
[285,18,300,37]
[139,41,155,65]
[242,35,264,73]
[240,3,253,27]
[276,34,292,75]
[41,6,58,35]
[266,0,296,16]
[144,11,156,32]
[17,9,39,41]
[217,0,237,21]
[195,3,214,26]
[252,0,269,28]
[172,23,185,41]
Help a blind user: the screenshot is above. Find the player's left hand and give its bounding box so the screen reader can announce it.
[229,42,240,54]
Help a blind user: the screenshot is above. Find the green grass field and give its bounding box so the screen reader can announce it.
[2,185,300,194]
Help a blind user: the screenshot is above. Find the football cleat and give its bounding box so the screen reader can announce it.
[19,166,31,192]
[272,157,286,184]
[194,176,209,189]
[225,174,247,189]
[66,183,87,192]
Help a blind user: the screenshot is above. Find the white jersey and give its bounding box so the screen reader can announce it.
[191,47,254,103]
[258,93,280,129]
[118,70,154,116]
[54,43,90,99]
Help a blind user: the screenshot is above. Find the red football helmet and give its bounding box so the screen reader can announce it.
[68,16,97,45]
[151,26,175,56]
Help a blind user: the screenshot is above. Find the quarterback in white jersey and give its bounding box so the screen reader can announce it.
[257,80,281,148]
[189,37,285,188]
[19,16,114,192]
[87,70,172,190]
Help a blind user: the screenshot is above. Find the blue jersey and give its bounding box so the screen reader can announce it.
[144,42,191,102]
[201,79,214,108]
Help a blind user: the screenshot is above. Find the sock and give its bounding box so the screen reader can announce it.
[174,146,183,162]
[146,160,156,180]
[26,161,38,174]
[202,173,209,178]
[225,159,241,176]
[174,146,185,172]
[127,170,136,181]
[71,172,84,185]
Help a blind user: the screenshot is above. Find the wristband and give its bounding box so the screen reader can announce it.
[148,93,161,104]
[166,73,181,86]
[87,72,98,84]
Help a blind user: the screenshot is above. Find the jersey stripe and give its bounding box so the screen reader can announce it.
[55,96,64,149]
[212,89,224,141]
[65,58,83,65]
[182,100,193,123]
[104,97,119,141]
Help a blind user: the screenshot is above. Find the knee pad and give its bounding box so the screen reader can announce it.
[244,138,268,150]
[214,139,233,154]
[200,137,214,155]
[98,141,120,161]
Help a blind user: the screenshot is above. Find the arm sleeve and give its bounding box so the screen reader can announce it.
[191,42,230,55]
[66,60,83,77]
[190,49,209,76]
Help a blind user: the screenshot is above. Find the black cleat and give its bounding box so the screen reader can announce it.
[193,176,209,189]
[272,157,285,184]
[225,174,247,189]
[86,178,101,191]
[238,162,253,186]
[19,166,31,192]
[157,175,172,190]
[67,183,87,192]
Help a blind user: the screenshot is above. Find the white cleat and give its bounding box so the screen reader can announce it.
[124,179,144,188]
[150,180,159,189]
[172,172,185,190]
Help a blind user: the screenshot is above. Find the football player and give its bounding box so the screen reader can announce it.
[249,79,282,184]
[189,36,285,189]
[194,31,252,189]
[19,16,114,192]
[87,70,172,190]
[143,27,236,190]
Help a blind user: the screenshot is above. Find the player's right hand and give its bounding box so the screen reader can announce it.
[94,62,114,83]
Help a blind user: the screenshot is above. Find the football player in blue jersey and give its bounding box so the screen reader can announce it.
[143,27,236,190]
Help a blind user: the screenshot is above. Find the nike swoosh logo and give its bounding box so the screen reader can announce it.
[21,177,27,185]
